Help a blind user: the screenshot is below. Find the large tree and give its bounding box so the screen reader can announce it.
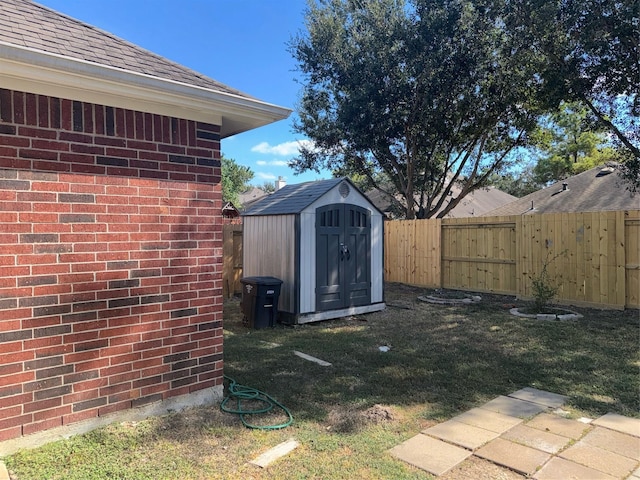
[530,102,615,185]
[503,0,639,190]
[289,0,542,218]
[221,156,254,207]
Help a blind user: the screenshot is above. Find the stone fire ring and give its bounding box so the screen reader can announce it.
[509,307,583,321]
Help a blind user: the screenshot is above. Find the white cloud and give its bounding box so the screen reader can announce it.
[251,139,315,156]
[256,172,277,180]
[256,160,289,167]
[270,160,289,166]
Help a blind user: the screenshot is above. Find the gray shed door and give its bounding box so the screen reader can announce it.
[316,204,371,311]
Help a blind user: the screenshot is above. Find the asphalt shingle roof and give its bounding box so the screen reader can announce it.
[243,178,345,216]
[484,164,639,216]
[0,0,254,99]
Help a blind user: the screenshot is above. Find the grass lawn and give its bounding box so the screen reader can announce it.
[5,283,639,479]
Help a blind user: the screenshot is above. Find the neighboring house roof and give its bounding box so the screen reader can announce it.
[367,185,516,218]
[0,0,290,136]
[484,164,639,216]
[243,178,345,216]
[238,187,269,210]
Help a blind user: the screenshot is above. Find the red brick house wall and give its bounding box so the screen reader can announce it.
[0,88,224,442]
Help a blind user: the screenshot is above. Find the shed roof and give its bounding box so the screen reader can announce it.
[0,0,290,135]
[243,178,348,216]
[483,164,639,216]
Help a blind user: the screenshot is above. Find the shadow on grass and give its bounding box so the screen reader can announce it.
[223,283,640,424]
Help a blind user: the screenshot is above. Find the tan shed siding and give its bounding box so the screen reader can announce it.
[242,215,297,313]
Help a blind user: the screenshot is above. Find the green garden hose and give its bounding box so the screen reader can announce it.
[220,375,293,430]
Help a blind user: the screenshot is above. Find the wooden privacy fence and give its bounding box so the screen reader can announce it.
[384,210,640,309]
[223,224,243,298]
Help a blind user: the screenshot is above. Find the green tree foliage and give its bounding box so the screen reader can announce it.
[260,181,276,194]
[289,0,541,219]
[221,156,253,206]
[530,102,615,185]
[503,0,639,190]
[486,165,539,198]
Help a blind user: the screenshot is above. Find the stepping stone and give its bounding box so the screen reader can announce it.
[631,466,640,480]
[509,387,567,408]
[533,457,617,480]
[581,426,640,460]
[501,424,571,454]
[474,437,551,475]
[592,412,640,437]
[526,412,590,439]
[559,441,638,478]
[293,351,332,366]
[453,407,522,434]
[249,438,299,468]
[388,434,472,476]
[480,395,545,418]
[423,419,499,450]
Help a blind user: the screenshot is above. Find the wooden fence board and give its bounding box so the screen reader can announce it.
[223,224,243,298]
[384,210,639,309]
[625,210,640,308]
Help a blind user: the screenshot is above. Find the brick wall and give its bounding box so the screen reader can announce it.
[0,88,224,442]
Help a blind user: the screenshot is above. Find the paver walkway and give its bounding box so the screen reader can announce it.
[389,387,640,479]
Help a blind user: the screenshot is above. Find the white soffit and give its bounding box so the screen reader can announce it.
[0,41,291,137]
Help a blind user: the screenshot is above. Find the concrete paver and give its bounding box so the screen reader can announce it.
[453,407,522,434]
[423,419,499,450]
[533,457,618,480]
[509,387,568,408]
[0,461,9,480]
[559,442,638,478]
[592,412,640,437]
[474,437,551,475]
[479,395,545,418]
[525,412,590,439]
[249,438,299,468]
[581,426,640,461]
[388,434,472,476]
[500,423,571,454]
[390,389,639,479]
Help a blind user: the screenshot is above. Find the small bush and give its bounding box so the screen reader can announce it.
[530,250,566,313]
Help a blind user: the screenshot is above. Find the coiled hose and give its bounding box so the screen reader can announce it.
[220,375,293,430]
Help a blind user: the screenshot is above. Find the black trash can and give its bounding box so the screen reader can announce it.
[240,276,283,329]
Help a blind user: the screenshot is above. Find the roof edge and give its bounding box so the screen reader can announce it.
[0,41,291,137]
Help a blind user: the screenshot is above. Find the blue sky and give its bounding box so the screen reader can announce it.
[36,0,330,186]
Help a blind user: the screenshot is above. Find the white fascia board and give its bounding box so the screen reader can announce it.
[0,42,291,137]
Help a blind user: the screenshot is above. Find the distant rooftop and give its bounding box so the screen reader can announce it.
[484,164,639,216]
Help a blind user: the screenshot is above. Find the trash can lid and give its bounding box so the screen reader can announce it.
[240,276,283,285]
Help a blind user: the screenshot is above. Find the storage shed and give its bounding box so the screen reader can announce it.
[242,178,385,324]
